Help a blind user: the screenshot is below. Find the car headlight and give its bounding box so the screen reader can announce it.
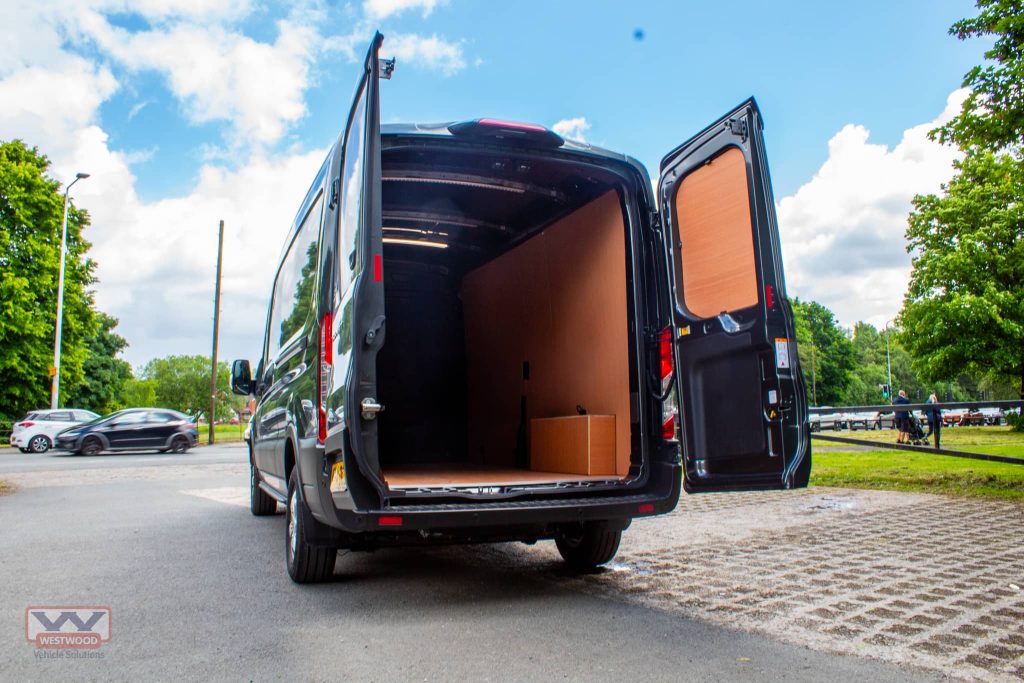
[61,431,80,439]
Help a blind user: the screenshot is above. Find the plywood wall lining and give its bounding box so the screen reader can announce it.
[673,146,759,318]
[462,190,632,476]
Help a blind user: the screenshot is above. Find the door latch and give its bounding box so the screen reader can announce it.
[361,398,384,420]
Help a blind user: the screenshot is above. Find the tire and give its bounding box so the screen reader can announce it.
[286,470,337,583]
[556,522,622,572]
[28,434,51,454]
[250,457,277,516]
[169,435,190,454]
[873,421,881,431]
[80,436,103,456]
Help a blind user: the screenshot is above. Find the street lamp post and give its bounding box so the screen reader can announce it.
[883,319,894,399]
[51,172,90,409]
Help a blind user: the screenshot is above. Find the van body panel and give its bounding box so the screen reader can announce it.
[657,98,810,492]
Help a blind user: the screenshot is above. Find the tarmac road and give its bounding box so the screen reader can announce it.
[0,444,937,681]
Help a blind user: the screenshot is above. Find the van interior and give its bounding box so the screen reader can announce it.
[376,142,637,490]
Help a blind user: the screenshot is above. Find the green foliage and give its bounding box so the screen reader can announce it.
[122,377,157,408]
[934,0,1024,155]
[140,355,233,420]
[791,298,855,405]
[898,151,1024,396]
[64,312,132,414]
[0,140,96,416]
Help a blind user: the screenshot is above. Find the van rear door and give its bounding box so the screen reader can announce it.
[657,98,809,492]
[323,33,388,486]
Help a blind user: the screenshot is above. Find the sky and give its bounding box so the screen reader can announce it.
[0,0,989,369]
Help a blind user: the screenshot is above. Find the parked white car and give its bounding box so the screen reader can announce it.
[9,409,99,453]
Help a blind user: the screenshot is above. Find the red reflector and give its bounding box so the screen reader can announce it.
[374,254,382,282]
[765,284,774,309]
[662,416,676,440]
[638,503,655,514]
[18,422,34,427]
[378,516,403,527]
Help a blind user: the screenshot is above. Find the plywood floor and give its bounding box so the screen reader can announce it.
[384,464,617,489]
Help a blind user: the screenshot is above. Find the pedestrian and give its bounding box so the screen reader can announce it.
[893,389,911,443]
[924,392,942,449]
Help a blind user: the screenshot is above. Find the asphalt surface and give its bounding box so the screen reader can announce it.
[0,444,939,681]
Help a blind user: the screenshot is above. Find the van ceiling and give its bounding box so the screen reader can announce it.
[381,144,623,270]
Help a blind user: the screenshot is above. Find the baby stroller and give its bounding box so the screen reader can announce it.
[905,414,928,445]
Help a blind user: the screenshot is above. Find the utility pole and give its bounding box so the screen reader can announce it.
[810,343,817,406]
[209,220,224,445]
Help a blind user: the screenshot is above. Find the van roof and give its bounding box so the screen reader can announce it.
[381,122,642,170]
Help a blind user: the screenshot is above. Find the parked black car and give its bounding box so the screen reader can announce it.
[231,33,810,584]
[56,408,198,455]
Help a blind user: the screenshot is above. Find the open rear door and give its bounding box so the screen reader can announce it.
[658,98,809,492]
[322,33,389,488]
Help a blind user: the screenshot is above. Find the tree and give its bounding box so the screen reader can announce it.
[65,313,132,414]
[122,377,157,409]
[0,140,96,417]
[934,0,1024,155]
[141,355,232,419]
[898,151,1024,397]
[791,299,856,405]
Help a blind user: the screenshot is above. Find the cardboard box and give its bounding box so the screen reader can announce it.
[530,415,616,476]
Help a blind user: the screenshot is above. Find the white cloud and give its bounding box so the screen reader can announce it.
[83,16,319,146]
[552,117,591,143]
[384,32,466,76]
[363,0,447,19]
[777,89,968,329]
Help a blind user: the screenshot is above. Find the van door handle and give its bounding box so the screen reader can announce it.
[361,398,385,420]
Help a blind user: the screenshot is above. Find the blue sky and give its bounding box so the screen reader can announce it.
[0,0,987,367]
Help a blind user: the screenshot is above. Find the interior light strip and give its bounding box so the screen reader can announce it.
[382,237,449,249]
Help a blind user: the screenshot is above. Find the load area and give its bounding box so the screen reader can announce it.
[375,141,638,491]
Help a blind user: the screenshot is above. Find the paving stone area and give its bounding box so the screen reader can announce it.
[530,489,1024,682]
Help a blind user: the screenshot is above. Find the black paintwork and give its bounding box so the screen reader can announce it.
[232,33,809,550]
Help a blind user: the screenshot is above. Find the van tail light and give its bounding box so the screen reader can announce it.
[17,421,34,428]
[317,311,333,444]
[659,327,677,441]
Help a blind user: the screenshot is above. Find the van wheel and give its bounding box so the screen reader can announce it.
[556,522,622,572]
[250,458,277,516]
[286,470,337,583]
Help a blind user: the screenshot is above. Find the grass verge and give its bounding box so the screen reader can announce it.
[824,425,1024,454]
[811,448,1024,500]
[195,424,246,445]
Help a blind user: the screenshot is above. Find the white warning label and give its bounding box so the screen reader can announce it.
[774,338,790,369]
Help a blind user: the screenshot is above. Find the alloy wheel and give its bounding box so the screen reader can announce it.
[287,488,300,562]
[29,435,50,453]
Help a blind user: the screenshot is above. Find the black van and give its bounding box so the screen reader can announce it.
[231,33,809,583]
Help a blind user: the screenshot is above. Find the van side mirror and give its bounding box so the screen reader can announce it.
[231,359,253,396]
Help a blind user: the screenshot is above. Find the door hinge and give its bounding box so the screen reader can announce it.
[364,315,385,346]
[379,58,395,80]
[329,176,340,209]
[728,117,748,141]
